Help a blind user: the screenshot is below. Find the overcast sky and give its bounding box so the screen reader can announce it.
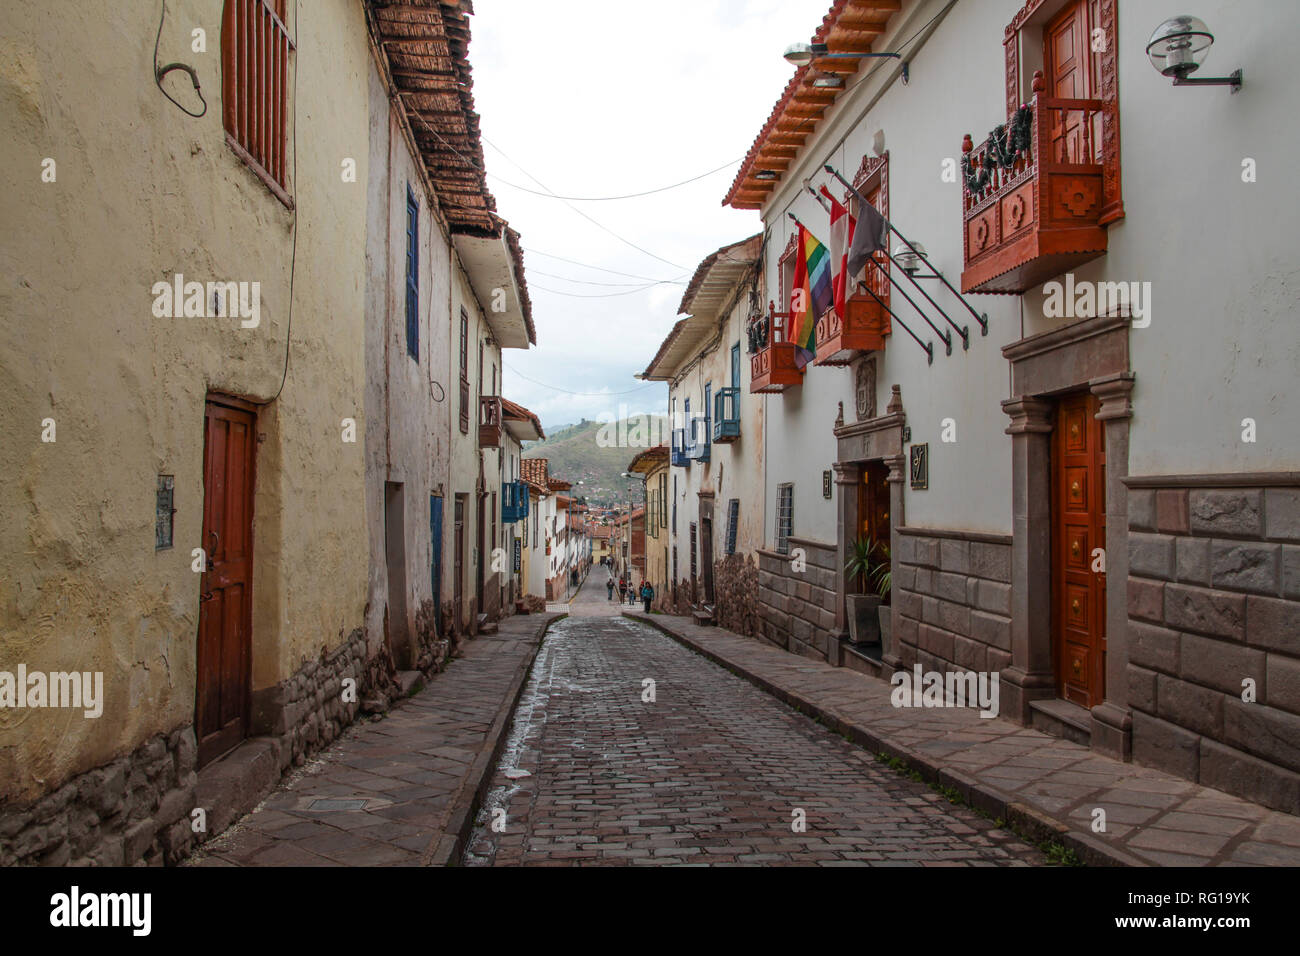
[470,0,832,431]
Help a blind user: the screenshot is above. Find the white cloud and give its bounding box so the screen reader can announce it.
[470,0,832,425]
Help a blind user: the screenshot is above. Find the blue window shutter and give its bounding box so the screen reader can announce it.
[405,186,419,360]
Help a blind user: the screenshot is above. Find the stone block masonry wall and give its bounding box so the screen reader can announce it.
[714,553,759,638]
[1126,484,1300,813]
[757,538,837,661]
[893,529,1013,676]
[1,627,406,866]
[0,727,197,867]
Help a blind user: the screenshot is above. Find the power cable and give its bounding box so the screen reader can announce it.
[489,158,741,201]
[153,0,207,117]
[505,363,664,397]
[522,249,684,284]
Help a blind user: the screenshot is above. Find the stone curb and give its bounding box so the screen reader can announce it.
[625,611,1146,869]
[424,612,567,866]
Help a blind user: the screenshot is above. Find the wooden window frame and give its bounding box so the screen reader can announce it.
[221,0,294,208]
[1003,0,1123,223]
[726,498,740,556]
[776,483,794,555]
[405,185,419,361]
[459,307,470,434]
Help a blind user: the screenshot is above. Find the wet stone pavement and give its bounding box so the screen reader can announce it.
[464,586,1048,866]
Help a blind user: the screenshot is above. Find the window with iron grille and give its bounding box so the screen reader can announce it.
[726,498,740,556]
[459,307,470,433]
[776,484,794,555]
[690,522,698,580]
[405,186,419,360]
[672,475,677,534]
[659,474,667,529]
[222,0,293,204]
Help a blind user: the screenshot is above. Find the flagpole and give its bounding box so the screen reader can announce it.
[788,212,934,366]
[812,176,966,351]
[824,164,989,336]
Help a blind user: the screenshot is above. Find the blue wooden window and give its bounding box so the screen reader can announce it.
[405,185,419,360]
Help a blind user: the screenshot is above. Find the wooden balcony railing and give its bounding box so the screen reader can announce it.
[479,395,502,447]
[960,72,1108,294]
[712,387,740,443]
[747,304,803,394]
[814,290,890,367]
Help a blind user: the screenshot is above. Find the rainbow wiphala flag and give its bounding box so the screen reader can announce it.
[789,222,833,368]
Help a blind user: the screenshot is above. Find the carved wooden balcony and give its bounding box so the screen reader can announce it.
[961,84,1108,295]
[814,293,889,366]
[747,313,803,394]
[479,395,502,447]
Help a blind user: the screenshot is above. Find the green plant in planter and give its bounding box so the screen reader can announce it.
[871,543,892,599]
[845,536,876,592]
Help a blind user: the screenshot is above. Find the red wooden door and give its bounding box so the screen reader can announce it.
[1052,392,1106,708]
[1043,0,1098,164]
[196,399,257,766]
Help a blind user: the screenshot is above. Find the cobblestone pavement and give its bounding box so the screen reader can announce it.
[187,612,560,867]
[464,587,1047,866]
[630,612,1300,867]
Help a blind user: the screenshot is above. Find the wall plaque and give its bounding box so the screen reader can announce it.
[909,444,929,490]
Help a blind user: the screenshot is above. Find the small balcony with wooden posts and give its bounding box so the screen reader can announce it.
[747,301,803,394]
[713,387,740,443]
[671,427,690,467]
[502,479,529,523]
[479,395,502,447]
[960,71,1108,295]
[815,276,891,366]
[686,416,710,463]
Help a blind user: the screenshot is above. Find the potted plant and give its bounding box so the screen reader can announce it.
[871,544,892,655]
[844,535,881,646]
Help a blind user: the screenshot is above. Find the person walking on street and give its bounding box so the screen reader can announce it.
[640,581,654,613]
[617,577,627,604]
[606,575,615,601]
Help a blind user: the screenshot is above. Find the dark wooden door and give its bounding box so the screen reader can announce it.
[476,493,486,617]
[454,495,465,631]
[857,460,891,592]
[700,510,715,604]
[1052,391,1107,708]
[196,399,256,767]
[1044,0,1099,164]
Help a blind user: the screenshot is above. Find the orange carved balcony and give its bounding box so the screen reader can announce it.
[814,293,890,366]
[961,85,1108,295]
[748,312,804,394]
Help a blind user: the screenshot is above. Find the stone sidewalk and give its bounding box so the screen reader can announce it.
[628,611,1300,867]
[187,611,563,866]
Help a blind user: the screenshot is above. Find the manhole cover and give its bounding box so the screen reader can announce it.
[308,798,369,811]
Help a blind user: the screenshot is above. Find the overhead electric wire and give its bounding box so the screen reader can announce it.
[482,135,687,271]
[528,269,687,288]
[522,249,684,284]
[487,158,741,201]
[530,282,667,299]
[505,363,664,397]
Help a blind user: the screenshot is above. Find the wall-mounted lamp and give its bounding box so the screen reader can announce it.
[893,241,928,276]
[1146,16,1242,92]
[755,169,780,181]
[784,42,908,83]
[811,73,844,89]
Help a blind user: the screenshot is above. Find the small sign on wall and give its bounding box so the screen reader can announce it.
[822,470,833,499]
[909,444,929,490]
[156,475,175,550]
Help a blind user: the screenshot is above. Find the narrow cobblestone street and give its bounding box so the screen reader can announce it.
[464,580,1046,866]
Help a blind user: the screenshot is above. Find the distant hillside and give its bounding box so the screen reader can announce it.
[524,416,669,506]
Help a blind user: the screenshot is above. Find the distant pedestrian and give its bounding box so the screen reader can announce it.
[606,576,614,601]
[618,579,627,603]
[640,581,654,613]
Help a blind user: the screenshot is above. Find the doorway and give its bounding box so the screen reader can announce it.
[196,397,257,767]
[384,482,410,668]
[1052,390,1107,708]
[856,460,891,591]
[454,494,466,632]
[1043,0,1102,164]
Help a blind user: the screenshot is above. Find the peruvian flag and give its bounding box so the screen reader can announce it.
[820,185,856,319]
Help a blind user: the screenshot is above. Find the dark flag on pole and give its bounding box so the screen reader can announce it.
[846,195,888,281]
